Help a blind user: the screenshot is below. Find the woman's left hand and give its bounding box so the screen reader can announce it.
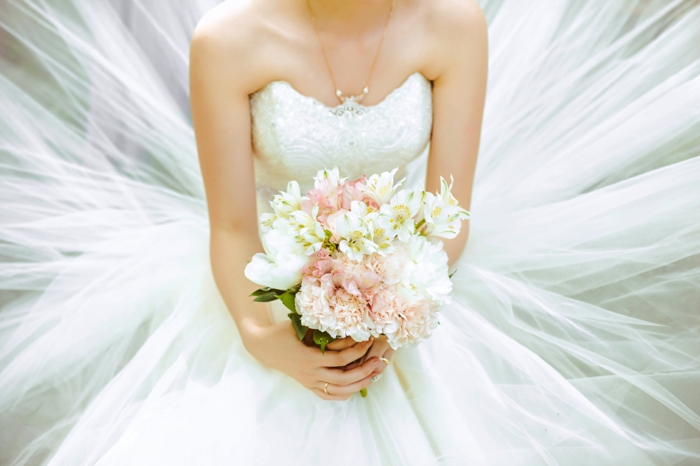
[334,335,394,379]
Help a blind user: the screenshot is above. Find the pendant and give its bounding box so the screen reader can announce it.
[336,86,369,104]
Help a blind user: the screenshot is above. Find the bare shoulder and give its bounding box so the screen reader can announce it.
[426,0,487,41]
[189,0,282,96]
[420,0,488,77]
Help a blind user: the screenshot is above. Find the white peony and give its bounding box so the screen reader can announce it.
[244,219,308,290]
[398,235,452,304]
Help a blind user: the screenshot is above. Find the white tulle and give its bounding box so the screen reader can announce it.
[1,0,699,465]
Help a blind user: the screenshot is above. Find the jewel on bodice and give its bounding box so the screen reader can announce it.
[249,72,433,213]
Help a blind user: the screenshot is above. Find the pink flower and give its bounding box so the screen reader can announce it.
[327,288,375,341]
[341,176,375,210]
[390,298,440,348]
[365,251,405,285]
[301,249,334,282]
[297,273,377,341]
[331,253,382,301]
[369,287,402,334]
[323,209,348,242]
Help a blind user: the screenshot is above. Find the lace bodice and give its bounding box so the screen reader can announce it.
[250,72,433,212]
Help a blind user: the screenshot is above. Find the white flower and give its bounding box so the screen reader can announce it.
[419,192,463,239]
[270,181,303,219]
[365,211,397,254]
[244,219,308,289]
[259,212,277,233]
[289,206,326,255]
[362,168,404,205]
[313,167,346,190]
[335,201,379,261]
[378,189,424,242]
[399,235,452,304]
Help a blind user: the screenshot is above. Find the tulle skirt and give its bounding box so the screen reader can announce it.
[1,0,699,464]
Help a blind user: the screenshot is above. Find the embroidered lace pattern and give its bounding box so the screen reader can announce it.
[250,72,433,210]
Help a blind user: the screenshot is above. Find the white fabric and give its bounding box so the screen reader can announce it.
[251,71,432,196]
[1,0,699,464]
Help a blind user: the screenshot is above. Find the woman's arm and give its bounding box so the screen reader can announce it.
[189,8,376,400]
[426,0,488,266]
[358,0,489,374]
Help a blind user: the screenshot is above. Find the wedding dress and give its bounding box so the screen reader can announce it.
[1,0,700,464]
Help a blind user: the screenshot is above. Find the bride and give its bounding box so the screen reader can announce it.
[1,0,699,464]
[190,0,487,401]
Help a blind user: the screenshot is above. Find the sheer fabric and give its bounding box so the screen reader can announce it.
[1,0,699,464]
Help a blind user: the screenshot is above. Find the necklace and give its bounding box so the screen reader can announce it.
[307,0,396,105]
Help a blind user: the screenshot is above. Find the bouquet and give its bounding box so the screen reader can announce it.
[245,168,469,354]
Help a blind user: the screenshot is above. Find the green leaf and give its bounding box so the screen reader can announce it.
[249,288,271,297]
[288,313,308,341]
[359,388,368,398]
[253,292,279,303]
[313,329,334,354]
[277,290,297,313]
[448,269,458,279]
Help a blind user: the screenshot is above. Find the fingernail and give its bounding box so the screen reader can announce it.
[371,374,382,383]
[372,359,380,366]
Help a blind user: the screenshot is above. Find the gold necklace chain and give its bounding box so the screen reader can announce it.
[307,0,396,104]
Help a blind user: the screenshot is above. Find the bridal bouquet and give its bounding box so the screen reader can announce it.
[245,168,469,353]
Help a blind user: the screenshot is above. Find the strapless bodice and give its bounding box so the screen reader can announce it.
[250,72,433,211]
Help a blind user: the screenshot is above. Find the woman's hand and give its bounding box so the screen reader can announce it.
[242,320,381,401]
[340,335,395,381]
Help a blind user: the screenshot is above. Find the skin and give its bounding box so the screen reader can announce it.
[189,0,488,400]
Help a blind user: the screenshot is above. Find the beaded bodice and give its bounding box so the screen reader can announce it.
[250,72,433,212]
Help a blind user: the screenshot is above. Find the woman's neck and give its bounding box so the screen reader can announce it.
[305,0,395,36]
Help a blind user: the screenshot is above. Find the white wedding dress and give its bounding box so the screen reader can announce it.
[1,0,700,465]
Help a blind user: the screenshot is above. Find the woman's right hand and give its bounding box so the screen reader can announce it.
[242,320,380,400]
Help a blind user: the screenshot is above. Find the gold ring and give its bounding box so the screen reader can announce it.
[324,382,329,395]
[380,357,390,365]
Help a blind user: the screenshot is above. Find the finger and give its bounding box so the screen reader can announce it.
[310,387,350,401]
[317,338,373,367]
[322,371,377,397]
[372,348,395,376]
[318,358,380,386]
[381,348,395,365]
[343,359,363,371]
[363,342,393,376]
[326,336,357,351]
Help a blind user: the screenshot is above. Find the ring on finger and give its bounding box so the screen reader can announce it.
[324,382,330,395]
[380,357,390,365]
